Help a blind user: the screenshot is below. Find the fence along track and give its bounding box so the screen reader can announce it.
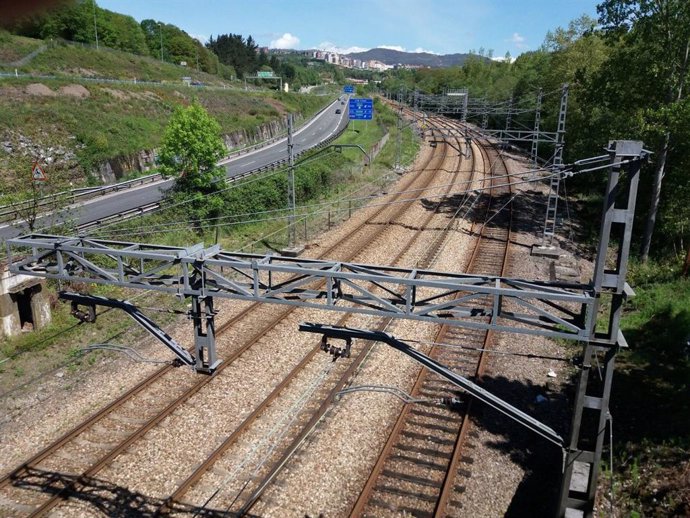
[0,124,448,516]
[350,136,514,518]
[153,123,468,515]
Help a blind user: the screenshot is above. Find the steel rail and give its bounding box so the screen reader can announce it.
[157,115,460,514]
[434,137,514,516]
[233,120,471,517]
[0,121,444,517]
[349,132,514,517]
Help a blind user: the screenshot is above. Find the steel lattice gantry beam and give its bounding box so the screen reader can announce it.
[479,128,558,144]
[6,141,648,517]
[7,235,595,342]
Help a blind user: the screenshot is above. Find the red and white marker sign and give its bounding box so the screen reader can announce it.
[32,162,47,182]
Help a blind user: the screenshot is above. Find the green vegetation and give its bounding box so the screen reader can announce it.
[374,2,690,513]
[380,4,690,265]
[594,261,690,516]
[160,102,227,226]
[0,71,330,199]
[3,2,686,513]
[0,29,43,63]
[82,99,410,252]
[0,100,414,396]
[0,37,224,83]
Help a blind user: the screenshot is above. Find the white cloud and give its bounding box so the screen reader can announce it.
[317,41,369,54]
[270,33,300,49]
[378,45,406,52]
[190,34,208,44]
[412,47,438,55]
[507,32,528,50]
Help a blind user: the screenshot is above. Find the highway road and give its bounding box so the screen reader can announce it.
[1,96,349,241]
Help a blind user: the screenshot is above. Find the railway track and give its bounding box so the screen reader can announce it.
[155,120,477,516]
[0,117,468,516]
[350,136,514,517]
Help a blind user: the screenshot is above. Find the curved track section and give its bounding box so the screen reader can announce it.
[350,136,514,518]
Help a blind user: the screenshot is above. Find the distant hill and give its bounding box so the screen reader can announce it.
[345,48,482,67]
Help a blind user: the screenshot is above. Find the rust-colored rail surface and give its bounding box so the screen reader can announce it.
[0,118,456,517]
[350,135,514,518]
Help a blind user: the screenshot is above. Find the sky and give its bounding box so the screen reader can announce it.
[97,0,600,57]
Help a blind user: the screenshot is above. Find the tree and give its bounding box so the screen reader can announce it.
[159,102,227,228]
[598,0,690,261]
[206,33,259,78]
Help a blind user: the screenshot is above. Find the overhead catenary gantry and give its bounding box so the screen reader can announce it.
[7,140,647,518]
[398,84,570,245]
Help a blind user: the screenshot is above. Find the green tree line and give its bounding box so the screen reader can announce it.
[381,1,690,265]
[5,0,331,86]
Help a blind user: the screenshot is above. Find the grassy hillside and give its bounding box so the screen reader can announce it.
[0,31,225,84]
[0,33,43,64]
[0,33,333,198]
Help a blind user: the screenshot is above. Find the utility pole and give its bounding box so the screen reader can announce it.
[159,23,163,62]
[92,0,99,50]
[287,114,296,247]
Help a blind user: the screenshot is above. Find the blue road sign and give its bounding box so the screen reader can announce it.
[349,98,373,120]
[343,84,354,93]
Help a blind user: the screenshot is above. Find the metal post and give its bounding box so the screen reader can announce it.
[287,114,296,247]
[92,0,99,50]
[395,89,403,171]
[191,295,219,373]
[481,100,489,130]
[541,83,569,247]
[462,91,468,124]
[531,88,543,166]
[505,96,513,131]
[159,23,163,61]
[558,140,644,517]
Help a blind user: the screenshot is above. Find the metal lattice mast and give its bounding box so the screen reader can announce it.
[481,100,489,129]
[531,88,543,166]
[461,90,468,123]
[190,295,219,372]
[541,83,569,247]
[395,89,403,170]
[287,113,296,247]
[505,96,513,131]
[558,140,644,517]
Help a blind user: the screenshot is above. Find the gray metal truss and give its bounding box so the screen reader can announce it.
[6,140,648,518]
[480,128,558,144]
[531,89,544,166]
[558,139,645,518]
[542,84,570,246]
[414,87,565,164]
[7,235,595,342]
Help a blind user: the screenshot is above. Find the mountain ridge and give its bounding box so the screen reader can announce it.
[344,47,481,67]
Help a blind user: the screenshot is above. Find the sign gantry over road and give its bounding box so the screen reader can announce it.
[349,98,373,120]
